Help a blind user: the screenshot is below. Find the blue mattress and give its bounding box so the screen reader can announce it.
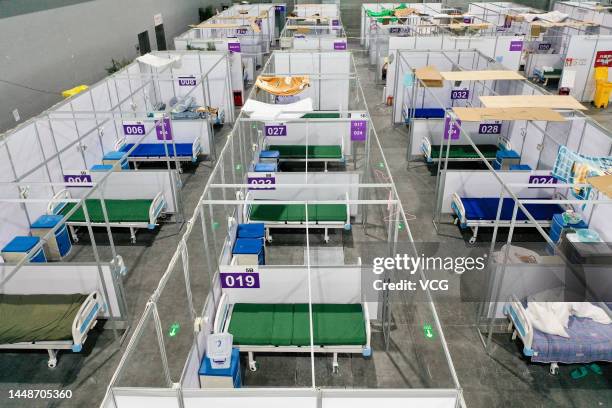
[120,143,194,158]
[411,108,446,119]
[460,197,564,222]
[531,315,612,364]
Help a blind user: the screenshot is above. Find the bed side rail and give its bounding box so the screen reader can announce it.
[192,136,202,162]
[362,302,372,357]
[344,192,352,230]
[451,192,466,225]
[213,293,230,334]
[71,291,102,352]
[421,136,432,160]
[47,189,71,215]
[498,136,511,151]
[114,137,127,152]
[149,192,167,227]
[504,295,534,355]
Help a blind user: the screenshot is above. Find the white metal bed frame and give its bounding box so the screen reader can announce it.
[242,191,352,243]
[213,293,372,373]
[114,136,202,170]
[48,189,167,243]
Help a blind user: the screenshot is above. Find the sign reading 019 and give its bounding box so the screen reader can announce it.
[220,265,260,288]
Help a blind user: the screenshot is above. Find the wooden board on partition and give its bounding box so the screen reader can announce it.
[587,175,612,198]
[415,66,444,87]
[447,23,491,30]
[440,70,524,81]
[479,95,587,110]
[189,23,241,29]
[452,107,566,122]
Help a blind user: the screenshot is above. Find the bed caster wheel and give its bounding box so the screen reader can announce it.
[549,363,559,375]
[249,361,258,372]
[324,237,330,244]
[468,237,476,245]
[332,363,339,373]
[453,218,459,225]
[266,237,273,243]
[48,359,57,368]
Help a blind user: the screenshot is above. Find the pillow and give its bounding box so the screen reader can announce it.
[527,287,570,328]
[571,303,612,325]
[525,302,570,338]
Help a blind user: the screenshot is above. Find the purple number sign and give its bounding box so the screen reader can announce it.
[228,42,241,52]
[178,76,197,87]
[122,121,146,136]
[155,118,173,140]
[443,117,461,140]
[220,272,260,288]
[538,43,552,51]
[509,40,523,52]
[451,89,469,100]
[247,174,276,190]
[351,120,367,141]
[264,124,287,136]
[529,175,557,186]
[478,123,502,134]
[334,42,347,50]
[63,172,93,187]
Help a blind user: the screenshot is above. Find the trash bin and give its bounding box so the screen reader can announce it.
[594,81,612,108]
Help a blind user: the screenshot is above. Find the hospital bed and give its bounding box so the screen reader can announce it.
[214,293,372,372]
[48,189,167,243]
[264,139,345,171]
[505,297,612,375]
[0,292,102,368]
[422,137,512,163]
[114,137,201,171]
[451,193,566,244]
[243,193,351,243]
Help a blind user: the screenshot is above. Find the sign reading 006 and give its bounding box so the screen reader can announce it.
[220,265,260,288]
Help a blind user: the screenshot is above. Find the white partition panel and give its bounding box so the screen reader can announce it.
[563,35,612,102]
[0,263,122,318]
[183,390,318,408]
[112,389,181,408]
[222,265,362,304]
[441,170,555,213]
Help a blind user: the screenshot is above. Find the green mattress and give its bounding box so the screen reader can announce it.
[228,303,366,346]
[268,145,342,159]
[249,203,347,223]
[0,294,88,344]
[429,144,499,159]
[301,112,341,119]
[60,199,153,223]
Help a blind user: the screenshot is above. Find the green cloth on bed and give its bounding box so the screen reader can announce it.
[429,144,499,159]
[249,204,347,223]
[268,145,342,159]
[60,199,153,223]
[301,112,341,119]
[228,303,366,346]
[0,294,88,344]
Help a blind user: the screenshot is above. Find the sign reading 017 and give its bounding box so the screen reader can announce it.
[220,266,260,288]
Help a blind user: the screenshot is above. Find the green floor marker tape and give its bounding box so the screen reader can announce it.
[589,363,602,375]
[570,366,589,379]
[398,223,404,231]
[378,162,385,169]
[423,323,435,339]
[168,322,181,337]
[235,164,242,171]
[212,221,220,230]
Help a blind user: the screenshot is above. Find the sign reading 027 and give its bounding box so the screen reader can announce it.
[220,265,260,288]
[264,123,287,136]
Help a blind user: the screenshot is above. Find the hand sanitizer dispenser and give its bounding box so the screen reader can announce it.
[206,333,233,369]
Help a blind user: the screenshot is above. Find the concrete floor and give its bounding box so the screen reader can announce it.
[1,41,611,408]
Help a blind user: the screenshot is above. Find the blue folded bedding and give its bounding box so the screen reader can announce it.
[120,143,194,158]
[531,315,612,364]
[460,197,564,222]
